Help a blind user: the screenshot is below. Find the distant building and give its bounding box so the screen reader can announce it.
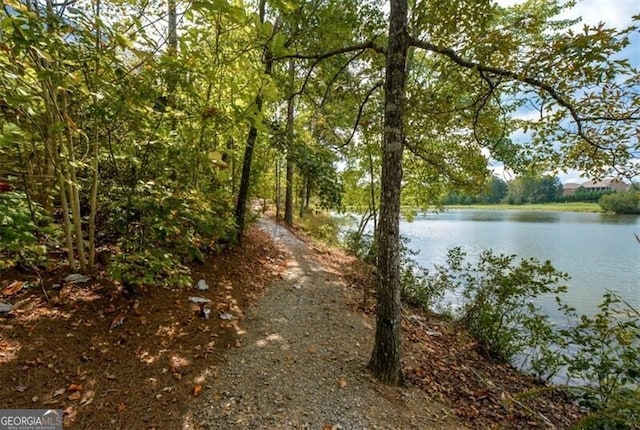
[562,182,582,197]
[562,179,629,197]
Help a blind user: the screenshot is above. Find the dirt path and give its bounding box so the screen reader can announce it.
[187,218,460,429]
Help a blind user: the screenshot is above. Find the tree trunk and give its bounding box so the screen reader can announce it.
[304,174,310,210]
[235,105,261,242]
[234,0,272,242]
[88,0,101,270]
[275,157,281,220]
[367,145,378,235]
[284,59,295,226]
[368,0,408,386]
[167,0,178,129]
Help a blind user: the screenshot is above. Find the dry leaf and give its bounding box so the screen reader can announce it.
[67,383,83,393]
[2,281,23,296]
[338,378,348,388]
[193,384,202,397]
[117,403,127,413]
[322,424,334,430]
[109,315,125,330]
[68,391,81,401]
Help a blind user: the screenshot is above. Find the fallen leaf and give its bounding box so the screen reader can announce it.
[53,388,65,397]
[109,315,125,330]
[117,403,127,413]
[2,281,23,296]
[322,424,333,430]
[68,391,81,401]
[67,383,83,393]
[193,384,202,397]
[338,378,348,388]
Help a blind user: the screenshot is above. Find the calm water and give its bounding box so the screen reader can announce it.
[400,210,640,322]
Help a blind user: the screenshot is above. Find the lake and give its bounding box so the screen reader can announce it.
[399,209,640,322]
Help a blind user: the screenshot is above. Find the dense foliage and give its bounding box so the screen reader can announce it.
[599,190,640,214]
[1,0,638,400]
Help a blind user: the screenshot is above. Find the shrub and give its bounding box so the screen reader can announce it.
[399,239,448,312]
[599,191,640,214]
[343,230,446,311]
[343,230,376,263]
[108,249,192,291]
[435,248,569,376]
[106,182,235,290]
[0,191,50,270]
[297,212,341,244]
[560,292,640,428]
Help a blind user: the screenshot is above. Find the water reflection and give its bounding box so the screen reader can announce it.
[419,209,640,225]
[401,209,640,319]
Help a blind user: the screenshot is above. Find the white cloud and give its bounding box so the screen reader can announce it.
[559,0,638,29]
[496,0,638,29]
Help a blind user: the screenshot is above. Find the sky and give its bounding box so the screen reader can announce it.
[492,0,640,183]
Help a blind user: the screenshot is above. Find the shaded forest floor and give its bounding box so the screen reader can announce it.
[0,217,583,429]
[0,225,286,428]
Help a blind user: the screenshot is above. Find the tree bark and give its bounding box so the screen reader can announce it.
[368,0,408,386]
[234,0,272,242]
[167,0,178,130]
[235,100,261,242]
[284,59,295,226]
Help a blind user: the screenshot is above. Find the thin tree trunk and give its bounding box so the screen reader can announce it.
[298,174,304,219]
[234,0,272,242]
[275,157,281,220]
[63,115,88,272]
[284,59,295,226]
[57,156,77,270]
[367,145,377,235]
[167,0,178,129]
[235,108,260,241]
[88,0,101,270]
[368,0,408,386]
[304,174,310,210]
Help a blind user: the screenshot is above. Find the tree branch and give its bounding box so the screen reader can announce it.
[337,81,384,148]
[272,40,385,62]
[409,36,610,151]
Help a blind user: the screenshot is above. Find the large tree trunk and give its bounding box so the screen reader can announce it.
[284,59,295,226]
[368,0,408,386]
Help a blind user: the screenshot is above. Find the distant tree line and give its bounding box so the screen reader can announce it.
[441,174,563,205]
[442,175,640,214]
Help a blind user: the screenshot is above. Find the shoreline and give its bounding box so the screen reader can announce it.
[441,203,602,213]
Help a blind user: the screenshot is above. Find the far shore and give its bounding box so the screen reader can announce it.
[440,202,602,213]
[340,202,606,216]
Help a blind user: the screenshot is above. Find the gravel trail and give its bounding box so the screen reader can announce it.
[191,218,459,429]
